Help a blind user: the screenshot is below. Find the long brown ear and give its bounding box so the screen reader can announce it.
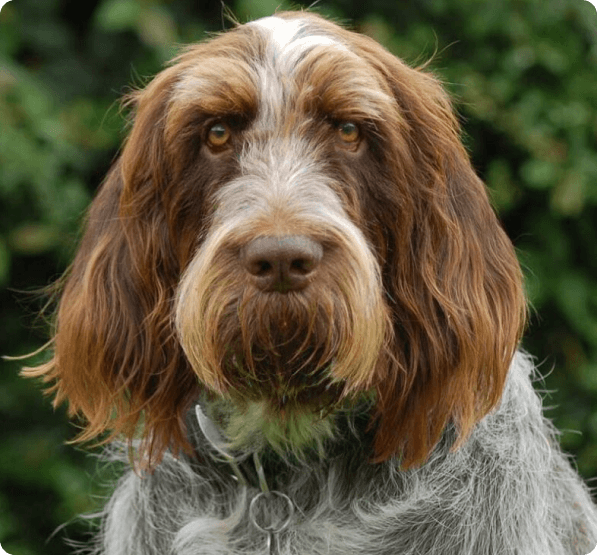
[22,66,200,465]
[354,37,527,468]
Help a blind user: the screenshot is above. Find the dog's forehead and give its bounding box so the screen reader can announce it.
[170,14,393,133]
[247,15,348,63]
[240,15,384,128]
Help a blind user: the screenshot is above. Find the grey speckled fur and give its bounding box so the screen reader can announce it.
[91,353,597,555]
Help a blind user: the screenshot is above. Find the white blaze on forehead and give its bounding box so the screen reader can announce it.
[249,16,347,64]
[250,16,304,51]
[247,16,349,126]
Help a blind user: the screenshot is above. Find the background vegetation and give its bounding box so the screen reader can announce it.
[1,0,596,553]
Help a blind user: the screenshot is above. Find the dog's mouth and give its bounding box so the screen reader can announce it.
[209,288,340,402]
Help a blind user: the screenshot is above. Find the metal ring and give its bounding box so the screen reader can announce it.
[249,491,294,534]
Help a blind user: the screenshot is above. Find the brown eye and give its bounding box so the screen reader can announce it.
[207,123,231,148]
[337,122,360,144]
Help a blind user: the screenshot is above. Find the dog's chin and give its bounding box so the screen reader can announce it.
[223,342,341,400]
[199,342,351,459]
[215,296,343,398]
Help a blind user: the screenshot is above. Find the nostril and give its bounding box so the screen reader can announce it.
[290,258,312,275]
[253,260,273,276]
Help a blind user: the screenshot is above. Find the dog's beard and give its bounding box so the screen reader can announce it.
[218,290,346,413]
[176,221,391,425]
[175,233,391,456]
[202,294,348,458]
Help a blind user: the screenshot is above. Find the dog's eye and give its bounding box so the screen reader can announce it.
[207,123,231,148]
[337,122,360,144]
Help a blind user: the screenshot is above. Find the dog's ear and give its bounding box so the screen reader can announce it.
[353,37,526,468]
[22,66,199,465]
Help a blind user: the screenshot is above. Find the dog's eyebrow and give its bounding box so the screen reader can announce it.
[278,50,394,126]
[170,58,259,120]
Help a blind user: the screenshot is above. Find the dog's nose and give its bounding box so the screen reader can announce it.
[242,235,323,293]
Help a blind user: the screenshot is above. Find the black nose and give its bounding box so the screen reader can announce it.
[242,235,323,293]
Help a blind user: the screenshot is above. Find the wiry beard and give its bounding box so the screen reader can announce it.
[186,284,361,459]
[218,289,347,414]
[175,193,392,428]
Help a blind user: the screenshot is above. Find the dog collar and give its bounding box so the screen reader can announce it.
[194,403,295,553]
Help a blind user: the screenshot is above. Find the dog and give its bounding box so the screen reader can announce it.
[24,11,597,554]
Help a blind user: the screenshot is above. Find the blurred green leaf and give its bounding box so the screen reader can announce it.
[520,159,560,190]
[94,0,142,32]
[236,0,293,20]
[486,159,518,211]
[8,224,62,255]
[555,272,597,346]
[138,7,178,47]
[551,171,587,216]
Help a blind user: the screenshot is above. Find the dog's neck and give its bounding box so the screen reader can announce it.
[190,395,376,488]
[193,392,375,467]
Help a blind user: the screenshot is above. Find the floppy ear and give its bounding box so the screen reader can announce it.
[355,38,526,468]
[22,66,200,464]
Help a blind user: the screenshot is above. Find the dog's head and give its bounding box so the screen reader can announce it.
[25,12,525,468]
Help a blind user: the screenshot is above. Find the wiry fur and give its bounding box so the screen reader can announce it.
[22,11,597,554]
[96,354,597,554]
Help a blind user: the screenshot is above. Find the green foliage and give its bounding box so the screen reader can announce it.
[1,0,596,553]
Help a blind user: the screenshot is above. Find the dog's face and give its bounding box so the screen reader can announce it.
[26,12,525,468]
[173,16,398,433]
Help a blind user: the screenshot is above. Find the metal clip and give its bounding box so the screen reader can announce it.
[249,490,294,554]
[195,404,295,554]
